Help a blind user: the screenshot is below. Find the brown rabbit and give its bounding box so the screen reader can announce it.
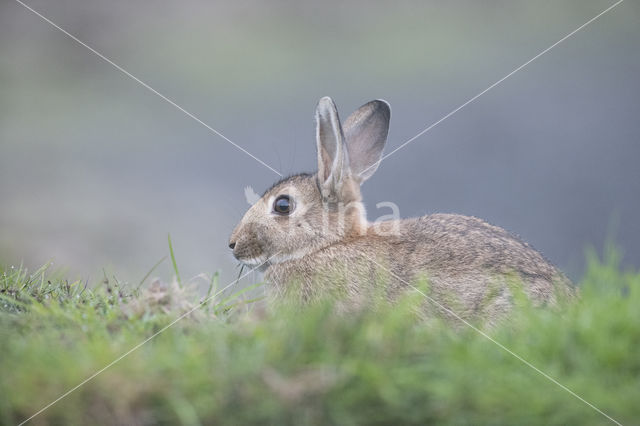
[229,97,574,323]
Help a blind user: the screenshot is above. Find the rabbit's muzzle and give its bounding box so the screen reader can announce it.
[228,222,269,265]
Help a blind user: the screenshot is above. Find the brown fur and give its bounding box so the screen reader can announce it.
[229,97,574,324]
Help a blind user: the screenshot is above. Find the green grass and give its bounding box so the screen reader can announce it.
[1,247,639,425]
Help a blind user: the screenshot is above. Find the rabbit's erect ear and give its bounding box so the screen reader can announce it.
[342,100,390,183]
[316,96,349,200]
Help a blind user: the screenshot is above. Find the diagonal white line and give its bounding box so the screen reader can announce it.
[17,255,276,426]
[362,0,624,177]
[13,0,283,177]
[366,256,622,425]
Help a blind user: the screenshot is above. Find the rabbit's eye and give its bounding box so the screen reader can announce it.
[273,195,293,215]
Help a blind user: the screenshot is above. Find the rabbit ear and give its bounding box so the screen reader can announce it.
[342,100,390,183]
[315,96,349,200]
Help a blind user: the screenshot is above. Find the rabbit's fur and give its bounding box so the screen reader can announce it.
[230,97,574,323]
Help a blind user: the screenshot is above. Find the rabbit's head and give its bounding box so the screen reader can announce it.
[229,97,390,266]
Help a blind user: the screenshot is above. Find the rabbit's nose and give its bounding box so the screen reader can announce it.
[228,241,236,250]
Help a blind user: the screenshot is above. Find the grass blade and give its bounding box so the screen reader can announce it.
[168,234,182,288]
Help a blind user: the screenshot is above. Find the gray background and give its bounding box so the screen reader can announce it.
[1,0,638,287]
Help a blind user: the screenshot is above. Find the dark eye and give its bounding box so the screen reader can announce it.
[273,195,293,215]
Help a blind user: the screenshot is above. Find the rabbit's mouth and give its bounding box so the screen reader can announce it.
[236,255,265,266]
[231,243,271,267]
[235,255,273,273]
[235,249,308,269]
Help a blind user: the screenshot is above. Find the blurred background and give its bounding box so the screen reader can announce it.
[1,0,638,287]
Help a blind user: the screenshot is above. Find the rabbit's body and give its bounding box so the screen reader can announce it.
[230,97,574,323]
[265,194,569,322]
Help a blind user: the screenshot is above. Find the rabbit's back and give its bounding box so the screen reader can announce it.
[396,214,572,318]
[400,214,560,280]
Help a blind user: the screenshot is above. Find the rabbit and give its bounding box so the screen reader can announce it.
[229,97,575,323]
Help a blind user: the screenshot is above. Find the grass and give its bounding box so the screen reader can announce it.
[1,246,639,425]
